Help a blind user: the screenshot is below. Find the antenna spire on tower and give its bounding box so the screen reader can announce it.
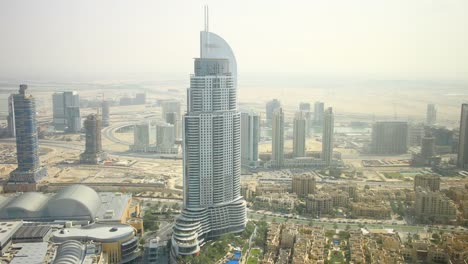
[204,5,209,32]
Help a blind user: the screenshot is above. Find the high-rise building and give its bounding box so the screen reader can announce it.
[414,174,440,192]
[156,123,176,151]
[371,121,408,154]
[421,133,435,159]
[241,112,260,167]
[322,107,334,166]
[457,104,468,169]
[313,101,325,126]
[292,174,316,197]
[272,108,284,168]
[165,112,181,140]
[80,114,105,164]
[161,100,181,119]
[7,95,15,137]
[266,99,281,126]
[52,91,81,132]
[134,93,146,104]
[293,112,307,157]
[101,101,110,127]
[408,123,425,146]
[299,102,311,112]
[7,85,47,190]
[171,19,246,258]
[132,122,156,150]
[426,103,437,126]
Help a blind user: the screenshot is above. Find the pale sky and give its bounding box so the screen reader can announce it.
[0,0,467,81]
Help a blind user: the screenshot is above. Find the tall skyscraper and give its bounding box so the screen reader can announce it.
[371,121,408,154]
[7,85,47,190]
[293,111,307,157]
[101,100,110,127]
[162,100,181,139]
[171,15,246,258]
[426,103,437,126]
[322,107,334,166]
[299,102,311,112]
[272,108,284,168]
[52,91,81,132]
[314,101,325,126]
[241,111,260,167]
[266,99,281,126]
[7,94,15,137]
[80,114,105,164]
[132,122,156,149]
[457,104,468,169]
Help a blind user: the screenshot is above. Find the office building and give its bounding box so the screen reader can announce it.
[292,173,316,197]
[156,123,178,154]
[171,20,246,258]
[293,112,306,157]
[7,95,15,137]
[101,100,110,127]
[408,123,425,146]
[241,111,260,166]
[299,102,311,112]
[458,104,468,169]
[161,100,181,120]
[313,101,325,126]
[165,112,181,139]
[322,107,334,166]
[80,114,106,164]
[371,121,408,154]
[414,174,440,192]
[143,238,169,264]
[426,103,437,126]
[131,122,156,151]
[52,91,81,132]
[7,85,47,191]
[272,108,285,168]
[134,93,146,104]
[266,99,281,126]
[421,133,435,159]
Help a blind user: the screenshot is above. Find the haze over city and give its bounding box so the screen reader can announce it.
[0,1,467,264]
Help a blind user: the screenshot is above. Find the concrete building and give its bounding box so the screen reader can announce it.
[313,101,324,126]
[80,114,106,164]
[306,192,333,216]
[241,111,260,167]
[299,102,311,112]
[426,103,437,126]
[7,85,47,192]
[322,107,334,166]
[52,91,81,132]
[101,100,110,127]
[7,94,15,137]
[143,238,169,264]
[371,121,408,155]
[134,93,146,104]
[52,223,139,264]
[156,123,178,154]
[165,112,181,140]
[171,23,246,258]
[272,108,285,168]
[266,99,281,126]
[131,122,156,151]
[291,173,316,197]
[414,174,440,192]
[414,187,457,223]
[421,133,436,159]
[293,112,306,157]
[0,221,23,255]
[458,103,468,169]
[408,123,425,146]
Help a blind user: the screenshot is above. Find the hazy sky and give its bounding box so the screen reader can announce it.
[0,0,467,81]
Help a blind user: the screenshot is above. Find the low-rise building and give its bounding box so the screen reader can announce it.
[291,173,316,197]
[306,192,332,216]
[350,202,391,219]
[414,186,457,224]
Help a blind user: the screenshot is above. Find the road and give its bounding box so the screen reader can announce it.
[247,212,466,234]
